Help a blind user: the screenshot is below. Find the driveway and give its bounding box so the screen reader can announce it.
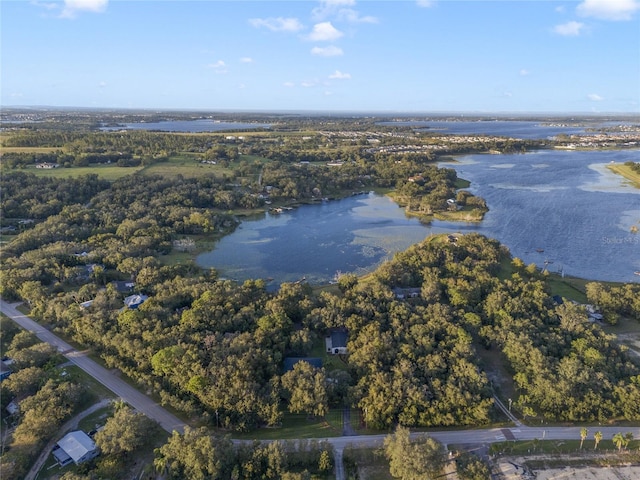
[0,300,185,434]
[5,300,640,479]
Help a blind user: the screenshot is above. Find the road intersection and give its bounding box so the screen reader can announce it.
[3,299,639,479]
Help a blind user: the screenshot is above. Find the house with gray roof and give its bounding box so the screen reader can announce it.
[124,293,148,309]
[325,328,348,355]
[53,431,99,466]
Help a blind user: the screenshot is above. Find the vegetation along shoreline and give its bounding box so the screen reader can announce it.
[1,109,639,480]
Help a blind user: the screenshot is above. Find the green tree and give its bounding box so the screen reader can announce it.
[318,449,332,472]
[154,427,233,480]
[95,405,154,456]
[384,426,445,480]
[613,432,625,451]
[3,366,47,398]
[455,453,491,480]
[281,361,328,418]
[594,431,603,450]
[580,427,588,450]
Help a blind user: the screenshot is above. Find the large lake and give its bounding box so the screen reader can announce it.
[197,148,640,285]
[377,120,629,139]
[101,119,270,132]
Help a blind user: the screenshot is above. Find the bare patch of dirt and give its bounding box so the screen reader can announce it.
[534,465,640,479]
[497,453,640,480]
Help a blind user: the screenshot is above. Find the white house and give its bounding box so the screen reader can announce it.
[53,431,99,466]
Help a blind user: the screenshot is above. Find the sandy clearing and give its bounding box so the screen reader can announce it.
[534,465,640,480]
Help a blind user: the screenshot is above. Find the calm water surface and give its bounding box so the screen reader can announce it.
[439,149,640,282]
[197,149,640,285]
[377,120,625,139]
[101,119,270,132]
[197,194,447,285]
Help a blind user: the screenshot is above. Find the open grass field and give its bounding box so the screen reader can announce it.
[139,154,235,178]
[545,273,589,303]
[607,163,640,188]
[18,164,143,180]
[433,206,485,222]
[1,151,265,181]
[143,152,272,180]
[0,146,63,153]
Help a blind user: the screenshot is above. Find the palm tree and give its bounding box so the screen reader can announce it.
[580,428,588,450]
[623,432,634,450]
[613,432,624,452]
[594,431,603,450]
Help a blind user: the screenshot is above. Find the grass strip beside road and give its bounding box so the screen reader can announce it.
[233,410,343,440]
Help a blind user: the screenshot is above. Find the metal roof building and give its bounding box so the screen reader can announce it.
[53,431,98,466]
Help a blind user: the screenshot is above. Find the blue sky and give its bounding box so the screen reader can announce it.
[2,0,639,113]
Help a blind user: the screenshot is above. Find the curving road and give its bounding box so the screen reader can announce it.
[0,300,185,434]
[4,300,640,480]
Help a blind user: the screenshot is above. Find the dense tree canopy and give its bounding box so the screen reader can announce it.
[384,426,445,480]
[2,121,639,436]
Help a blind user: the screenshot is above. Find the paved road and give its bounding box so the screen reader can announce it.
[0,300,185,434]
[319,425,640,451]
[5,301,640,478]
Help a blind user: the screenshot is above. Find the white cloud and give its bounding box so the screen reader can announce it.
[553,21,585,35]
[337,9,378,23]
[283,82,295,87]
[416,0,435,7]
[329,70,351,79]
[519,69,531,76]
[307,22,344,41]
[60,0,108,18]
[312,0,355,20]
[31,1,58,11]
[249,17,304,32]
[301,81,317,88]
[240,57,254,63]
[312,0,377,23]
[555,5,566,13]
[208,60,227,73]
[577,0,640,20]
[311,45,344,56]
[98,81,107,88]
[587,93,604,101]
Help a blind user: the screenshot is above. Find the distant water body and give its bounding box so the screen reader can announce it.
[197,149,640,284]
[100,119,270,132]
[439,149,640,283]
[377,120,624,139]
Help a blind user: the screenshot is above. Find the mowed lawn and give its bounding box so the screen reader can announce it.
[3,151,271,181]
[139,155,234,178]
[12,164,143,181]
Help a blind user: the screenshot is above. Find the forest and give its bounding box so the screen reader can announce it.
[1,114,640,479]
